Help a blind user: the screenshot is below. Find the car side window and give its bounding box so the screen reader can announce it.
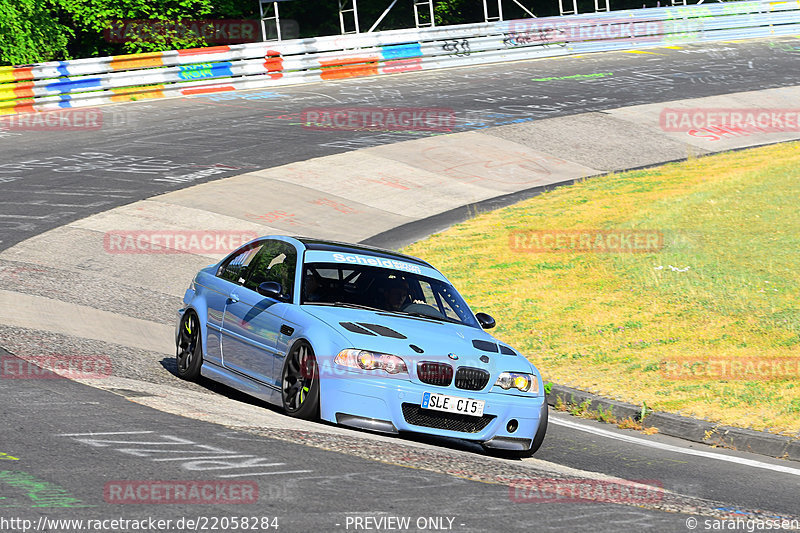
[217,244,263,285]
[436,283,467,322]
[245,240,297,300]
[418,280,460,320]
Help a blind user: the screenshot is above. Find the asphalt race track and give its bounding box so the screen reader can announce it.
[2,38,800,250]
[1,38,800,532]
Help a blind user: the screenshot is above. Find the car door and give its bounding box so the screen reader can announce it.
[221,239,298,389]
[203,242,264,366]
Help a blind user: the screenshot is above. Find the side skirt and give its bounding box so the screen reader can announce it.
[200,361,283,407]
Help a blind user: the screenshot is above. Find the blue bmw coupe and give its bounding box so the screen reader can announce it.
[176,236,547,456]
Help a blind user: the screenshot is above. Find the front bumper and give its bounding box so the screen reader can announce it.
[319,371,546,446]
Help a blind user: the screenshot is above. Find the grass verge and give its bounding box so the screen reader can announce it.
[403,142,800,435]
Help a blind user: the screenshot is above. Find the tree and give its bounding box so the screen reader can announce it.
[0,0,72,65]
[58,0,220,56]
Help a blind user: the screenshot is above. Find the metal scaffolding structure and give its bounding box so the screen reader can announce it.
[339,0,361,34]
[413,0,436,28]
[259,0,296,41]
[258,1,540,41]
[483,0,537,22]
[341,0,435,32]
[670,0,724,5]
[344,1,538,35]
[558,0,609,16]
[258,0,729,41]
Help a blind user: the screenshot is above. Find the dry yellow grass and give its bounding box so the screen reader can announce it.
[404,142,800,435]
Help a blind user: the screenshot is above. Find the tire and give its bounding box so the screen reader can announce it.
[176,311,203,381]
[281,341,320,420]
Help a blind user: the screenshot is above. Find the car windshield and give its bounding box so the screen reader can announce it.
[301,262,479,328]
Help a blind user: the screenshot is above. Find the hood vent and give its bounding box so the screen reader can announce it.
[339,322,407,339]
[499,345,517,356]
[472,339,498,352]
[359,323,407,339]
[339,322,377,336]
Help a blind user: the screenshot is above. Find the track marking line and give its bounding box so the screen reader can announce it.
[57,431,154,436]
[216,470,312,478]
[153,455,255,462]
[551,417,800,477]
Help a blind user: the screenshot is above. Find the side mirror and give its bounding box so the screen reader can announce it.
[475,312,496,329]
[257,281,283,300]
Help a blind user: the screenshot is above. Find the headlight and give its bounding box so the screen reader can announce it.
[495,372,538,393]
[334,349,408,375]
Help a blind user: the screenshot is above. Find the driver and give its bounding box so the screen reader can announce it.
[384,276,410,311]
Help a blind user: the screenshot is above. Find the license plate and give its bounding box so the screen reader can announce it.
[421,392,485,417]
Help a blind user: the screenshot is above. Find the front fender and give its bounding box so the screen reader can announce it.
[277,309,351,422]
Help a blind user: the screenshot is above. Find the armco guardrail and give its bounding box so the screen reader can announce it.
[2,1,799,115]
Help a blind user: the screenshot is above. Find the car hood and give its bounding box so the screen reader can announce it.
[301,305,533,374]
